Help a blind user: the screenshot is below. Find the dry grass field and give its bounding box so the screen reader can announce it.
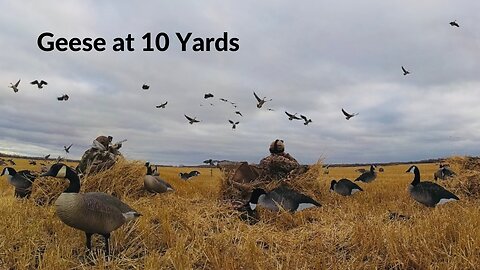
[1,157,480,269]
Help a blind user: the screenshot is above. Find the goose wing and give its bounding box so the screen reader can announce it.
[86,192,137,213]
[184,115,194,122]
[341,108,352,117]
[14,79,20,87]
[410,182,459,206]
[253,91,262,103]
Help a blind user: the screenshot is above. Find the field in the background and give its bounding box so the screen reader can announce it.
[1,158,479,269]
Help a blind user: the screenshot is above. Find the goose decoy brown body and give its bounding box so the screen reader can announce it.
[41,163,141,256]
[433,165,456,181]
[144,162,173,194]
[330,178,363,196]
[406,165,459,207]
[1,167,36,198]
[9,79,20,93]
[30,80,48,89]
[248,185,321,212]
[355,165,377,183]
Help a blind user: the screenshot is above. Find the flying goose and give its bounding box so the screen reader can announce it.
[449,20,459,27]
[401,66,410,76]
[229,120,239,130]
[341,108,359,120]
[44,154,51,160]
[156,101,168,109]
[1,167,36,198]
[144,162,173,194]
[248,185,321,212]
[253,91,272,108]
[64,144,73,154]
[9,79,20,93]
[235,111,243,117]
[30,80,48,89]
[204,93,214,99]
[184,114,200,124]
[330,178,363,196]
[285,111,301,121]
[41,163,141,255]
[142,84,150,90]
[355,165,377,183]
[57,94,69,101]
[300,115,312,125]
[406,165,459,207]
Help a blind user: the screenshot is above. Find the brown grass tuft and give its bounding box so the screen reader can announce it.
[445,156,480,198]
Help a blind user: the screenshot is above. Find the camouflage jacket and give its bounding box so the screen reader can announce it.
[76,147,120,175]
[259,152,300,180]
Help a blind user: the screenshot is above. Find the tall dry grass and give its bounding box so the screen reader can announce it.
[0,157,480,269]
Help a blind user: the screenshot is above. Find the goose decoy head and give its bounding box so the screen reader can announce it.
[1,167,16,176]
[248,188,267,210]
[406,165,417,174]
[41,163,68,178]
[329,180,337,191]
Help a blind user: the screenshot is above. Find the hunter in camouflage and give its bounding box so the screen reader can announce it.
[259,139,300,180]
[76,135,123,176]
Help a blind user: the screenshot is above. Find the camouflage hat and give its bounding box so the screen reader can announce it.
[95,136,110,148]
[269,139,285,154]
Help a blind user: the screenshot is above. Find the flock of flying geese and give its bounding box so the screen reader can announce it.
[0,19,466,257]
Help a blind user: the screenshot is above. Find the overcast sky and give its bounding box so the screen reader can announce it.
[0,0,479,165]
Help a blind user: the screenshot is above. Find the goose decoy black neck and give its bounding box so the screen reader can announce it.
[248,188,267,210]
[406,165,420,186]
[42,163,80,193]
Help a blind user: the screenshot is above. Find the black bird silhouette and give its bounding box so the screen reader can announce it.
[267,108,275,111]
[204,93,214,99]
[179,170,201,180]
[235,111,243,117]
[253,91,272,108]
[229,120,240,130]
[285,111,302,120]
[401,66,410,76]
[185,115,200,124]
[64,144,73,154]
[30,80,48,89]
[342,108,358,120]
[449,20,460,27]
[156,102,168,109]
[9,79,20,93]
[220,98,229,102]
[142,84,150,90]
[44,154,51,160]
[7,159,16,165]
[29,160,37,165]
[300,115,312,125]
[57,94,69,101]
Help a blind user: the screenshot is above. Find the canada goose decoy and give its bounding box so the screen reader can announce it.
[355,165,377,183]
[401,66,410,76]
[406,165,459,207]
[228,120,239,130]
[41,163,141,256]
[57,94,69,101]
[179,170,200,180]
[30,80,48,89]
[285,111,301,121]
[341,108,359,120]
[142,84,150,90]
[9,79,21,93]
[330,179,363,196]
[44,154,51,160]
[204,93,214,99]
[248,185,321,212]
[449,20,459,27]
[144,162,173,194]
[235,111,243,117]
[433,165,456,181]
[184,114,200,124]
[1,167,36,198]
[300,115,312,125]
[156,101,168,109]
[64,144,73,154]
[253,91,272,108]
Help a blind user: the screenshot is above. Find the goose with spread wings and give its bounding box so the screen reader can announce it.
[253,91,272,108]
[285,111,301,121]
[9,79,21,93]
[185,115,200,124]
[31,80,48,89]
[342,108,358,120]
[156,102,168,109]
